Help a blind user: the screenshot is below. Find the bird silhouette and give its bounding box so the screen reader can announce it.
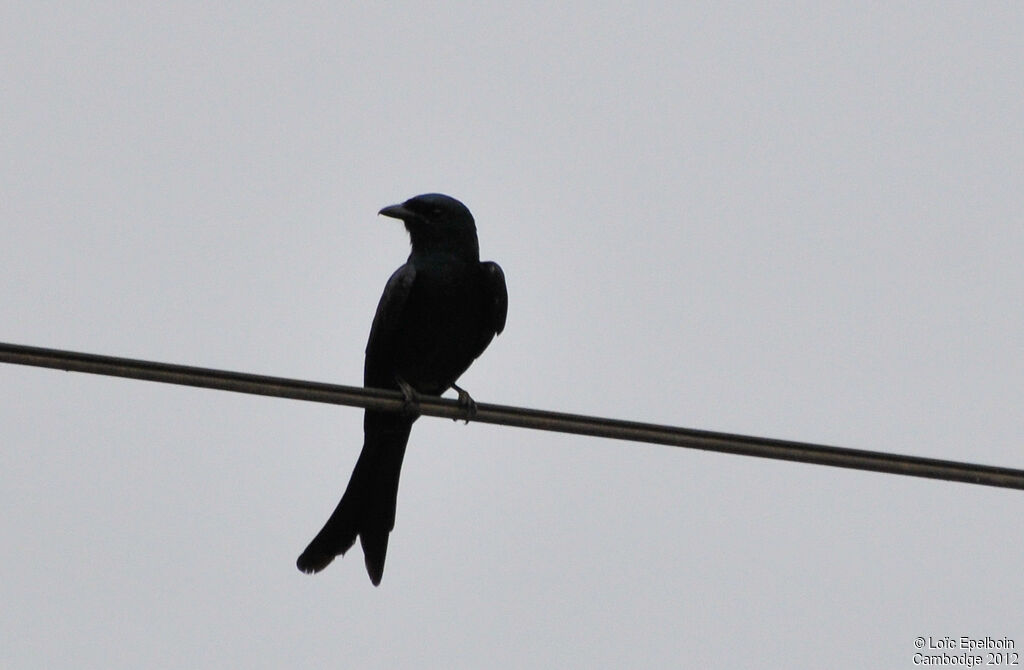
[297,194,507,585]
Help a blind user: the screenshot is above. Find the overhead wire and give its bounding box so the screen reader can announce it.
[2,341,1023,490]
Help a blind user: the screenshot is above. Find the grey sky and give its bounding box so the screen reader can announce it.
[2,3,1022,668]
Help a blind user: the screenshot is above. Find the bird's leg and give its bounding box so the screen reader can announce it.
[450,383,477,423]
[395,375,421,418]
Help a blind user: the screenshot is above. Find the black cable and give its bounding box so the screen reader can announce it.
[3,341,1022,490]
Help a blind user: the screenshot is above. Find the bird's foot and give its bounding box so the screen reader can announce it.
[395,376,421,418]
[451,383,477,423]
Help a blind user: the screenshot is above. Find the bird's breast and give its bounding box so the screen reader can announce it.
[392,265,490,394]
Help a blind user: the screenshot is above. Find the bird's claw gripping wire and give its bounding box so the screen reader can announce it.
[395,376,421,418]
[451,383,477,424]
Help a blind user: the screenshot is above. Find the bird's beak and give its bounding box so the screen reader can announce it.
[378,204,414,221]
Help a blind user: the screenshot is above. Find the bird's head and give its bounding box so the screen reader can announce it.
[378,193,479,260]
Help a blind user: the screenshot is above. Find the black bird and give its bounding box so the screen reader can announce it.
[296,193,507,584]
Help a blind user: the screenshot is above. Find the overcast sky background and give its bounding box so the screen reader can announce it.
[2,3,1022,668]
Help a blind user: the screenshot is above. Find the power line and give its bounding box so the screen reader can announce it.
[2,340,1023,491]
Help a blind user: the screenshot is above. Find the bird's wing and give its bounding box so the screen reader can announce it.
[480,261,508,336]
[364,263,416,389]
